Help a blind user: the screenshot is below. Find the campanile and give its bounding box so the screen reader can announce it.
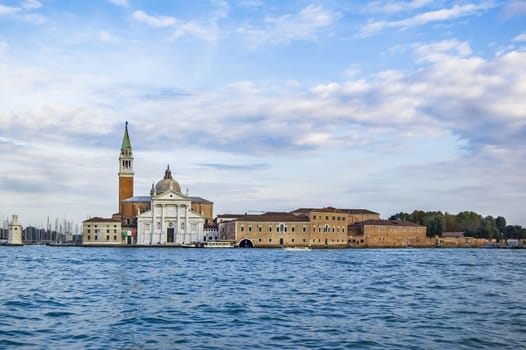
[118,121,134,214]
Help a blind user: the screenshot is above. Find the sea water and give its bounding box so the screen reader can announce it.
[0,246,525,349]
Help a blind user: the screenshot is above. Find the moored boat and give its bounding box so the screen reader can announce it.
[203,241,235,248]
[282,247,311,251]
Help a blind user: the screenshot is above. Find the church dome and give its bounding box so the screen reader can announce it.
[154,165,181,194]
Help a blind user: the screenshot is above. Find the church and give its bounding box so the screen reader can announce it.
[113,122,213,246]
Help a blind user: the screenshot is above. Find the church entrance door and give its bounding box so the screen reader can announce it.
[167,228,175,243]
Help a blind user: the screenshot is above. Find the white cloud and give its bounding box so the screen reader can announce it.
[237,5,341,46]
[132,10,219,41]
[107,0,128,7]
[22,0,41,10]
[0,4,21,15]
[0,0,41,15]
[227,81,260,94]
[98,30,121,43]
[513,32,526,42]
[502,1,526,18]
[413,39,472,63]
[358,3,495,37]
[362,0,432,15]
[238,0,263,9]
[132,10,177,28]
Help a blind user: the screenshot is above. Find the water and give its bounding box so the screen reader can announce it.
[1,247,525,349]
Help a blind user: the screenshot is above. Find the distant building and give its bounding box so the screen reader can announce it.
[348,220,428,248]
[8,214,23,246]
[136,166,205,245]
[103,122,213,246]
[82,217,123,246]
[217,207,382,248]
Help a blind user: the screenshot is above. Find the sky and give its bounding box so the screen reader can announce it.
[0,0,525,228]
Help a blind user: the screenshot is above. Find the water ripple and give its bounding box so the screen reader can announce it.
[0,247,525,349]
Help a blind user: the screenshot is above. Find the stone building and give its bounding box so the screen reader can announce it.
[220,213,310,248]
[217,207,382,248]
[348,220,429,248]
[82,217,123,246]
[136,166,205,245]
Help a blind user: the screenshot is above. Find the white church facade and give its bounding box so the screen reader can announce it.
[136,166,205,245]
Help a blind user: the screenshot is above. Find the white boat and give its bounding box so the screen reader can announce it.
[203,241,235,248]
[283,247,311,251]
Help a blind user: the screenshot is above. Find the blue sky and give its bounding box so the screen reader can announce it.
[1,0,525,228]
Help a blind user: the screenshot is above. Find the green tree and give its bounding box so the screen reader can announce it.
[444,212,459,232]
[496,216,507,233]
[503,225,526,239]
[389,212,410,221]
[455,211,482,236]
[425,215,445,237]
[479,216,499,240]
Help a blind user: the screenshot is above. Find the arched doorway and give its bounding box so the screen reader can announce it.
[238,238,254,248]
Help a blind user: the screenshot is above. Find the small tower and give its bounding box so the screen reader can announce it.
[8,214,23,246]
[118,121,134,214]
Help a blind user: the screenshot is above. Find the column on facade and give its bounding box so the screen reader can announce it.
[188,205,192,242]
[150,204,155,245]
[160,204,164,244]
[176,204,180,243]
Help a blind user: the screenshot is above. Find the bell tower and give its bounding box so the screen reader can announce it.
[118,121,134,214]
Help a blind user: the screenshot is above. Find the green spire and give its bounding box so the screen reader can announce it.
[121,121,132,151]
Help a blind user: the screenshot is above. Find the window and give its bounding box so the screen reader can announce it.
[248,225,252,233]
[325,216,329,220]
[258,225,262,232]
[88,229,91,233]
[114,235,117,240]
[269,225,272,232]
[269,238,272,243]
[313,215,316,219]
[87,235,91,240]
[303,238,306,243]
[332,216,335,220]
[291,226,295,232]
[106,235,110,241]
[302,226,307,233]
[259,238,262,242]
[114,229,117,233]
[107,229,110,233]
[241,225,245,232]
[292,238,295,243]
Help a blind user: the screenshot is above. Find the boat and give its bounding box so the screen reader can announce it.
[203,241,235,248]
[282,247,311,251]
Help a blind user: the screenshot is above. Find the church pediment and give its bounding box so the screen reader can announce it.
[153,190,189,202]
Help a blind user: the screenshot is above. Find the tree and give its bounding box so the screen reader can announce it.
[456,211,482,236]
[503,225,526,239]
[496,216,507,233]
[389,212,410,221]
[479,216,499,240]
[425,215,445,237]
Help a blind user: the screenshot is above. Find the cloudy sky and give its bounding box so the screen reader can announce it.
[1,0,525,228]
